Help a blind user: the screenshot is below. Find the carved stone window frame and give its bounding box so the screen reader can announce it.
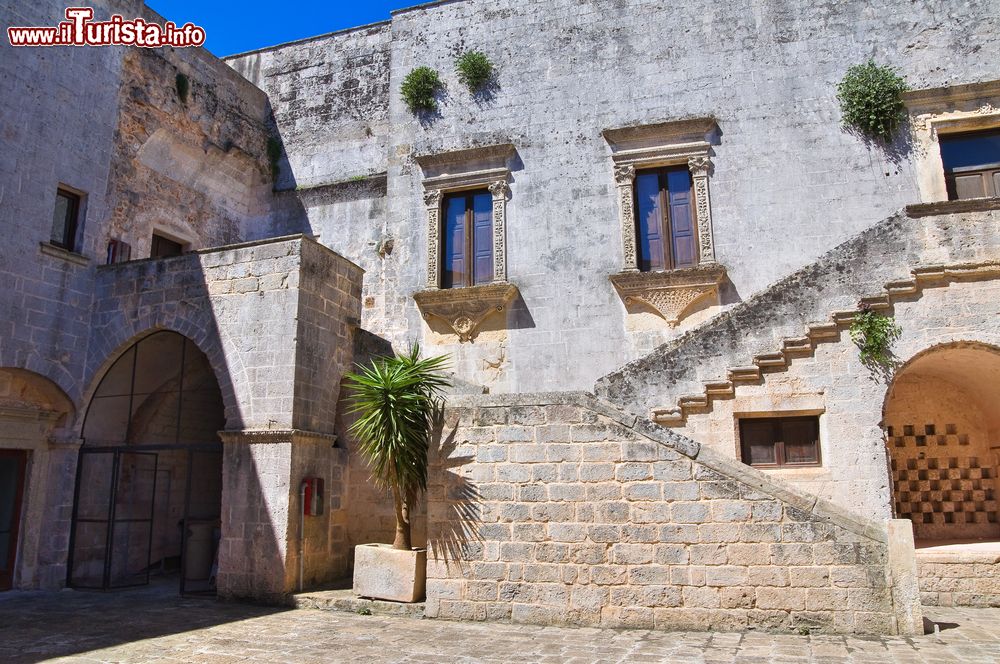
[904,79,1000,203]
[413,143,519,342]
[604,118,719,271]
[603,119,726,326]
[415,143,515,290]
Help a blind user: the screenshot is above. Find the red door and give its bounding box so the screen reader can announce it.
[0,450,27,591]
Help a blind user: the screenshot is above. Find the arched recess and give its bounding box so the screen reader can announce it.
[82,316,248,433]
[0,369,75,590]
[70,331,225,594]
[883,342,1000,543]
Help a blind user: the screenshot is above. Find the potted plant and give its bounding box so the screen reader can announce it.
[345,345,450,602]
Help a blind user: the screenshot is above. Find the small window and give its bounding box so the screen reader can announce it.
[441,189,493,288]
[150,234,184,259]
[739,416,821,468]
[633,166,697,271]
[940,129,1000,200]
[51,188,82,251]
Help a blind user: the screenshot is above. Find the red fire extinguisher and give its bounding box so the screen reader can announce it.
[302,477,324,516]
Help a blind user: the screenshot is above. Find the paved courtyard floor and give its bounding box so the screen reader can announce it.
[1,583,998,663]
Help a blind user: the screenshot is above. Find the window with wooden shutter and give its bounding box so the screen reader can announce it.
[441,189,493,288]
[940,128,1000,200]
[634,166,697,272]
[739,416,821,468]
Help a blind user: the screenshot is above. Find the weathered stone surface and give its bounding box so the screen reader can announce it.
[422,393,917,635]
[354,544,427,603]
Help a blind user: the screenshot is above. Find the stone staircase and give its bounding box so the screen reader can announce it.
[595,201,1000,418]
[650,261,1000,425]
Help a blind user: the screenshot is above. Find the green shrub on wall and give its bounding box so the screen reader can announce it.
[850,309,902,373]
[401,66,442,113]
[455,51,494,93]
[836,60,908,142]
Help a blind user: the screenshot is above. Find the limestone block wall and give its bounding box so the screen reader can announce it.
[228,0,1000,394]
[424,393,921,635]
[917,548,1000,608]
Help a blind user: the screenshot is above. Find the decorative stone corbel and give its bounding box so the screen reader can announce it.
[413,283,519,342]
[614,164,638,271]
[424,189,442,289]
[609,264,726,326]
[487,180,509,283]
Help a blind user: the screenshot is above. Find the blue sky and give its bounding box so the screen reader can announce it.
[147,1,424,57]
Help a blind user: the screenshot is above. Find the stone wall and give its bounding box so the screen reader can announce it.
[917,547,1000,608]
[423,393,921,635]
[227,0,1000,394]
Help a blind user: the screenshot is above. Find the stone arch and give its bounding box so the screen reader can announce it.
[882,341,1000,543]
[0,368,75,427]
[82,316,249,432]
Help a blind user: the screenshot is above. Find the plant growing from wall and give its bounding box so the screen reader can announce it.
[850,308,902,373]
[345,345,450,550]
[836,60,908,142]
[175,73,190,104]
[401,66,442,114]
[455,51,494,93]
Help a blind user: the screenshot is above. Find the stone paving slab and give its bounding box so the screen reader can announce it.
[0,585,998,663]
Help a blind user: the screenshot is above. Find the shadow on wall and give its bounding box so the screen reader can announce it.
[427,405,482,564]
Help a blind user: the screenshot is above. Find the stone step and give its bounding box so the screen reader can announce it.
[678,394,709,408]
[831,310,858,325]
[753,352,787,368]
[885,279,919,296]
[858,294,892,311]
[651,406,684,424]
[727,366,761,382]
[806,322,840,340]
[704,381,734,396]
[781,336,813,354]
[291,587,425,619]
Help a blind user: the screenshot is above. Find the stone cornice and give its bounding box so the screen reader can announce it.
[610,264,727,326]
[603,118,717,147]
[903,78,1000,109]
[413,283,519,342]
[422,167,510,192]
[218,429,338,445]
[414,143,516,171]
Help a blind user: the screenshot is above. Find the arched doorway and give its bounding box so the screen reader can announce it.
[0,369,74,591]
[68,331,225,595]
[884,342,1000,544]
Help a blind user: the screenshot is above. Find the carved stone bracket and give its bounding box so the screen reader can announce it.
[413,283,519,342]
[609,264,726,326]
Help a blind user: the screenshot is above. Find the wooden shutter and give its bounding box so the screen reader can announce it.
[471,192,494,285]
[780,417,820,465]
[442,195,467,288]
[666,168,697,268]
[740,419,778,466]
[634,172,665,271]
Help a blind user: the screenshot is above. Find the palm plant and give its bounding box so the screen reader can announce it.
[345,345,450,550]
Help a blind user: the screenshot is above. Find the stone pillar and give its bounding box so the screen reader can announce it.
[488,180,509,283]
[688,155,716,264]
[614,164,638,272]
[424,189,442,289]
[216,428,346,603]
[886,518,924,636]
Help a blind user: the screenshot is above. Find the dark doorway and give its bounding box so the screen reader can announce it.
[68,331,225,596]
[0,450,27,591]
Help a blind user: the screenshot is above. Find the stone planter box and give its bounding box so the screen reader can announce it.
[353,543,426,603]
